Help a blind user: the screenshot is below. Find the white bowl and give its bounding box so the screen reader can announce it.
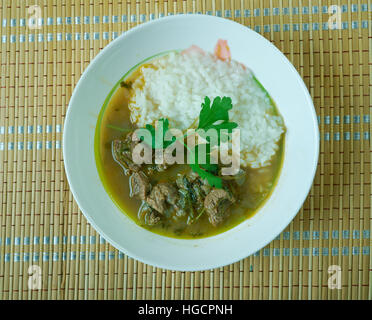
[63,15,319,271]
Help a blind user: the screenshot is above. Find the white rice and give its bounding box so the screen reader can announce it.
[128,51,284,168]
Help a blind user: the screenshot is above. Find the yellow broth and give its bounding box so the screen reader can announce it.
[96,68,285,239]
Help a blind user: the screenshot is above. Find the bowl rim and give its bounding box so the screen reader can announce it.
[63,14,320,271]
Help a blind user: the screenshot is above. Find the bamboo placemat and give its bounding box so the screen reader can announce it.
[0,0,370,300]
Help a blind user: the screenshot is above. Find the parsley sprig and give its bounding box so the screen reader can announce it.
[114,96,238,188]
[148,97,237,188]
[198,96,237,131]
[197,96,238,147]
[188,96,237,188]
[141,118,176,149]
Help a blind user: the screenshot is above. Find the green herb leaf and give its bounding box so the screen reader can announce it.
[141,118,176,149]
[189,162,223,189]
[200,162,219,174]
[187,96,239,187]
[198,96,237,131]
[188,146,222,188]
[197,122,238,146]
[141,96,238,189]
[197,96,238,146]
[188,144,218,173]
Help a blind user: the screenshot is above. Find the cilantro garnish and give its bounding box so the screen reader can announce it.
[197,97,238,146]
[128,96,238,188]
[190,96,237,187]
[141,118,176,149]
[187,144,221,188]
[198,96,237,131]
[189,162,223,189]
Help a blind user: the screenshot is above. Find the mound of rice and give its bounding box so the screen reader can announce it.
[128,50,284,168]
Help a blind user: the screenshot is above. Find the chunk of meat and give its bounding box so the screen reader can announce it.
[113,132,157,176]
[138,203,161,226]
[112,136,141,174]
[146,182,179,214]
[145,210,162,226]
[204,188,235,226]
[214,39,231,61]
[129,172,151,200]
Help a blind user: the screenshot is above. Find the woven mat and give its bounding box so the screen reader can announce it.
[0,0,371,300]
